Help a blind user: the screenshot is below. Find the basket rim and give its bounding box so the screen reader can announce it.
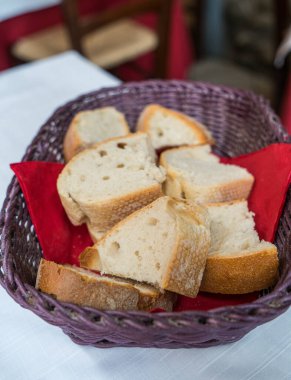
[17,79,291,163]
[0,79,290,331]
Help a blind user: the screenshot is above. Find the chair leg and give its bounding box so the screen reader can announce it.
[273,0,290,113]
[8,49,29,67]
[61,0,84,54]
[154,0,173,78]
[274,58,290,114]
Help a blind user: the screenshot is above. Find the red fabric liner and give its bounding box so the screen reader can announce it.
[10,143,291,311]
[220,144,291,242]
[10,162,93,266]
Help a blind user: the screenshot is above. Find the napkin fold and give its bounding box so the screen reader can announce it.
[11,143,291,311]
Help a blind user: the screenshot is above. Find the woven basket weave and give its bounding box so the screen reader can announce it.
[1,80,290,348]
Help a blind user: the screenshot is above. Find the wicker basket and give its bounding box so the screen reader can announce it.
[0,80,290,348]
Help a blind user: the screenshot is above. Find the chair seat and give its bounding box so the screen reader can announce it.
[12,19,157,69]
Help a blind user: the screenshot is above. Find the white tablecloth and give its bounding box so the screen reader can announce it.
[0,52,290,380]
[0,0,60,22]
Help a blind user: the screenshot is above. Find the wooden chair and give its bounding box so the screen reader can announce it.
[11,0,173,78]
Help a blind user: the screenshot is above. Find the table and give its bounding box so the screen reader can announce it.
[0,52,291,380]
[0,0,60,22]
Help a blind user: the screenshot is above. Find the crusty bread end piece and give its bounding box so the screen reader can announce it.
[80,196,211,298]
[36,259,176,311]
[57,133,165,231]
[137,104,214,149]
[64,107,130,161]
[200,200,279,294]
[160,145,254,204]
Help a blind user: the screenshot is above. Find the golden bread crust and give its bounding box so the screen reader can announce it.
[160,148,254,203]
[78,184,164,230]
[137,104,214,147]
[63,109,130,162]
[58,133,164,229]
[63,115,84,162]
[80,197,211,298]
[36,259,175,311]
[162,199,211,297]
[200,246,279,294]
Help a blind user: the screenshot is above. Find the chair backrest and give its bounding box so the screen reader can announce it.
[61,0,173,78]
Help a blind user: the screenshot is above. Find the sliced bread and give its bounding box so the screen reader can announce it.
[137,104,214,149]
[160,145,254,203]
[57,133,165,231]
[86,223,106,243]
[36,259,176,311]
[63,107,130,161]
[80,196,211,298]
[200,200,278,294]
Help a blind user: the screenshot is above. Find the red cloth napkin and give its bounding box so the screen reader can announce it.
[220,144,291,242]
[11,143,291,311]
[10,162,92,266]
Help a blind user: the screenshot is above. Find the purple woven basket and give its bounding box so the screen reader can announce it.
[1,80,291,348]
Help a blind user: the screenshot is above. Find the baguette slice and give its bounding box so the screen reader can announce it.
[57,133,165,231]
[64,107,130,161]
[137,104,214,149]
[36,259,176,311]
[86,223,106,243]
[160,145,254,203]
[200,200,279,294]
[80,196,211,298]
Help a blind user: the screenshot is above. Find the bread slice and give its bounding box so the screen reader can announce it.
[63,107,130,161]
[200,200,279,294]
[86,223,106,243]
[137,104,214,150]
[160,145,254,203]
[57,133,165,231]
[80,196,211,298]
[36,259,176,311]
